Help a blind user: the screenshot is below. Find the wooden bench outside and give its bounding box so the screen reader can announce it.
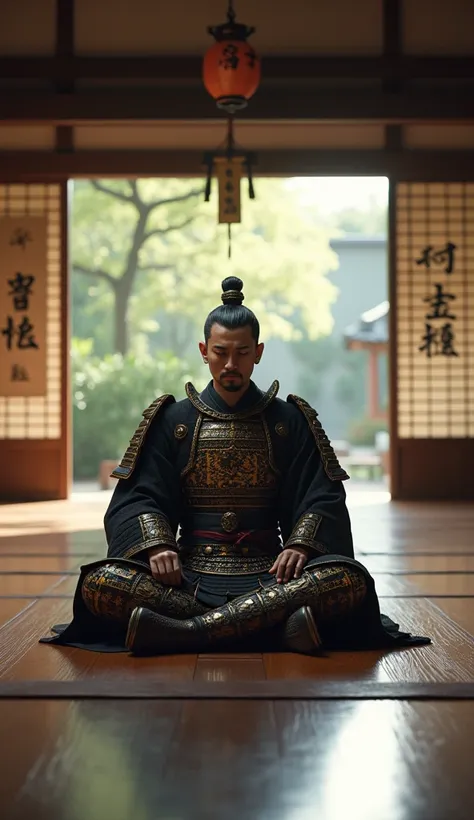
[342,452,382,480]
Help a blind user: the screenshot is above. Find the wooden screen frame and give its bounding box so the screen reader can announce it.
[0,181,70,502]
[389,180,474,501]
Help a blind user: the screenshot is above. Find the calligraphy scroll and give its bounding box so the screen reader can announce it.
[396,183,474,438]
[0,216,47,396]
[215,157,243,224]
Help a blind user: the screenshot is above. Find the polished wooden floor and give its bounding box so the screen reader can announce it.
[0,484,473,819]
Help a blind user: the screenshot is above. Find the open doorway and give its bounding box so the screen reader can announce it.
[70,176,389,492]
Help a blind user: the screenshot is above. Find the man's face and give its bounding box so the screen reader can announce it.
[199,323,264,394]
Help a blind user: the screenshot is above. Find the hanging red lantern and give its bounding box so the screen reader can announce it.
[203,1,261,113]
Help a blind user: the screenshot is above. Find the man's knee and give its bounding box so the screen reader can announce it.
[81,563,141,621]
[301,562,368,617]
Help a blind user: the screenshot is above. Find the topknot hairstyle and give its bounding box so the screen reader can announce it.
[203,277,260,342]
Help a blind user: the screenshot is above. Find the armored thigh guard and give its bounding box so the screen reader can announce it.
[81,563,209,624]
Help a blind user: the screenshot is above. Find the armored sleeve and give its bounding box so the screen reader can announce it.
[104,396,182,564]
[278,398,354,559]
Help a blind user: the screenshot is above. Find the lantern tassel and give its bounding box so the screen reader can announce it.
[247,162,255,199]
[226,116,235,156]
[228,223,232,259]
[204,161,213,202]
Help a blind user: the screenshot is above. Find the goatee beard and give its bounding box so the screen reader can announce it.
[219,375,243,393]
[221,382,242,393]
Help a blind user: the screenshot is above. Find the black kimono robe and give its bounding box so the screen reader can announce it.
[41,380,430,652]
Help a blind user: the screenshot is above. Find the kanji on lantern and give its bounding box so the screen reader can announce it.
[203,1,260,112]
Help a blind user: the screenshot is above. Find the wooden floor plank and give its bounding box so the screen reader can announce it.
[372,574,420,595]
[0,555,83,572]
[0,595,198,683]
[0,533,106,554]
[429,598,474,638]
[1,642,94,683]
[163,699,279,812]
[377,598,474,682]
[44,576,79,595]
[4,643,199,683]
[396,573,474,596]
[2,679,473,699]
[88,652,198,682]
[0,598,72,678]
[0,598,36,628]
[264,647,392,682]
[194,658,267,682]
[1,699,472,820]
[351,504,474,556]
[0,573,67,596]
[198,651,264,660]
[358,536,474,561]
[0,545,102,559]
[363,555,474,573]
[264,598,474,683]
[271,700,474,820]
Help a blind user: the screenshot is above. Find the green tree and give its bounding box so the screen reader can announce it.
[72,179,204,355]
[72,178,339,356]
[72,339,201,478]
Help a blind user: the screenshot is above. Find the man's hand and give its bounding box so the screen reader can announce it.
[148,546,182,586]
[269,546,309,583]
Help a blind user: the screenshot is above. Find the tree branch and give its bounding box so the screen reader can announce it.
[126,179,146,210]
[143,216,196,243]
[148,187,205,211]
[90,180,136,205]
[73,263,116,287]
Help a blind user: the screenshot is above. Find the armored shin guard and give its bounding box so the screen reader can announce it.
[81,563,208,625]
[126,563,368,656]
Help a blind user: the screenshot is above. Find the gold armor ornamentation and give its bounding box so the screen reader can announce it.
[286,512,329,555]
[182,417,279,511]
[275,422,288,437]
[121,513,177,560]
[185,380,279,421]
[81,563,208,623]
[221,511,239,532]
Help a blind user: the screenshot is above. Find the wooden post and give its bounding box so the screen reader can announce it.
[368,348,380,419]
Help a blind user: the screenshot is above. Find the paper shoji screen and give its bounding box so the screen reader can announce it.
[396,183,474,438]
[0,184,62,439]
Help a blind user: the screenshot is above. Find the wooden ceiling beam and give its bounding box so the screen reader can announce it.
[1,149,474,180]
[382,1,403,148]
[0,86,472,123]
[0,54,473,82]
[54,0,75,149]
[382,0,402,92]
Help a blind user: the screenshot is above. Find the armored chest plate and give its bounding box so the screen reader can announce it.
[182,417,279,511]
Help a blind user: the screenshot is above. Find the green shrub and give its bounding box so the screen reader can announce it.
[346,415,388,447]
[72,338,200,479]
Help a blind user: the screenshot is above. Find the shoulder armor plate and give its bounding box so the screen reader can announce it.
[287,394,349,481]
[111,394,175,480]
